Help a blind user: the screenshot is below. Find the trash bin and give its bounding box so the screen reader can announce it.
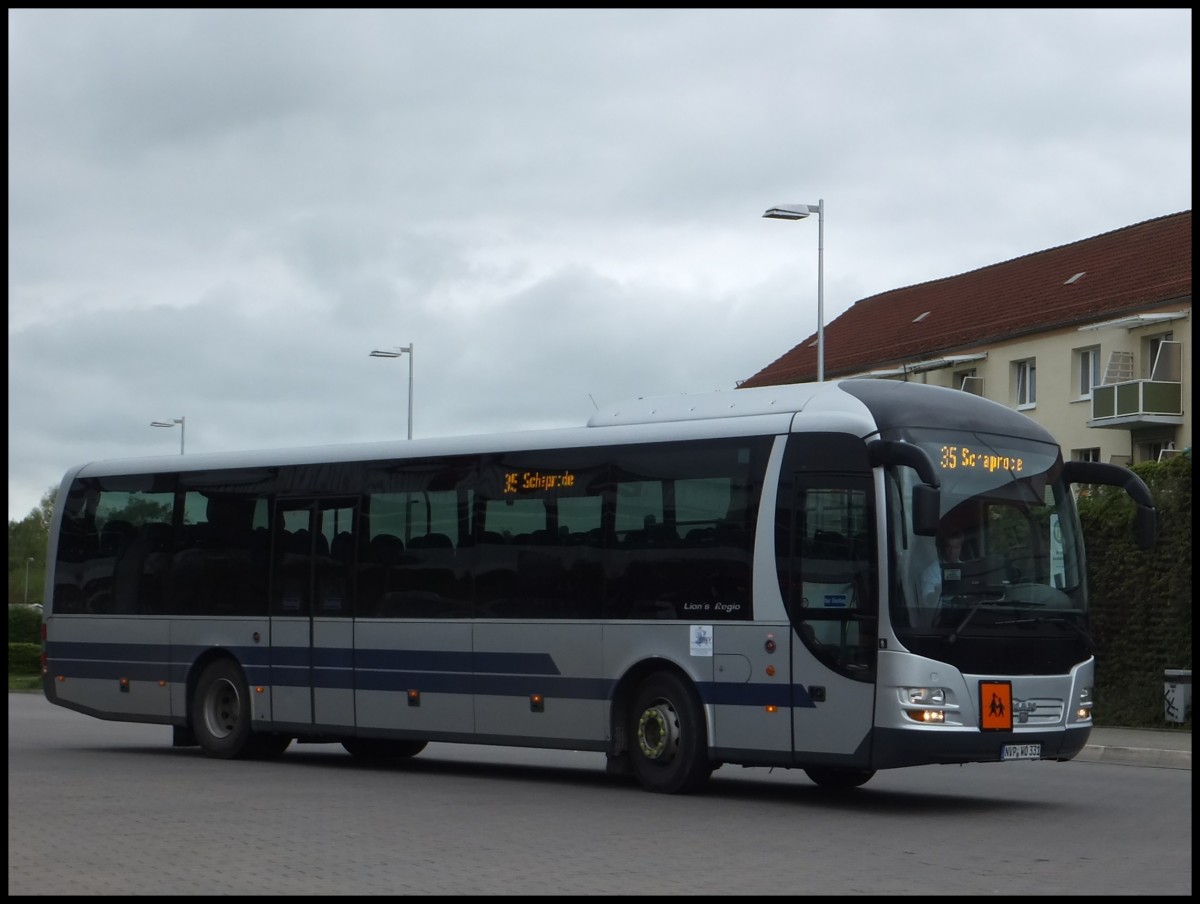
[1163,669,1192,723]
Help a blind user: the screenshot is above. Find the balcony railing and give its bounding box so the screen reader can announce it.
[1091,379,1183,427]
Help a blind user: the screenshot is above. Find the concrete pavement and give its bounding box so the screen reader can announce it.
[1078,726,1191,770]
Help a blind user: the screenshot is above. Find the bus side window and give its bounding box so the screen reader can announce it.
[389,532,466,617]
[358,533,403,617]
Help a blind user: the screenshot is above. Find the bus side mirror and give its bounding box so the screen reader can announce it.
[867,440,942,536]
[912,484,940,536]
[1061,459,1157,550]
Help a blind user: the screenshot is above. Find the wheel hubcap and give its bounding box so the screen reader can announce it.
[637,702,678,761]
[204,678,240,740]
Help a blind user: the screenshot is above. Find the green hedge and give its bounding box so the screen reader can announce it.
[8,607,42,679]
[8,642,40,675]
[1079,453,1192,728]
[8,605,40,644]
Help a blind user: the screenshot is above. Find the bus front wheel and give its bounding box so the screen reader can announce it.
[191,658,289,760]
[628,672,712,794]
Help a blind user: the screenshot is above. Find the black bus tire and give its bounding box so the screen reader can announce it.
[191,658,258,759]
[629,671,712,794]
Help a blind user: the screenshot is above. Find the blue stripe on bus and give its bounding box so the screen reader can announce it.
[47,641,175,663]
[705,680,804,707]
[46,642,561,675]
[43,640,815,708]
[352,670,475,694]
[472,651,561,675]
[472,674,613,698]
[353,648,472,671]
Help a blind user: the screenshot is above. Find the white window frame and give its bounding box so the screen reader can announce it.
[1146,332,1177,380]
[1015,359,1037,409]
[1076,346,1101,399]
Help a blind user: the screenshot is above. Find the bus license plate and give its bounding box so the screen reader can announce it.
[1002,743,1041,761]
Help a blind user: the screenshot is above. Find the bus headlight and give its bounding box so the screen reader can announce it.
[905,709,947,723]
[901,687,948,723]
[904,687,946,706]
[1074,685,1094,722]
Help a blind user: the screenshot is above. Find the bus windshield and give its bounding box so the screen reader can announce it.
[888,428,1085,641]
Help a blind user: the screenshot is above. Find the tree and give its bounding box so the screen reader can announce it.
[8,485,57,605]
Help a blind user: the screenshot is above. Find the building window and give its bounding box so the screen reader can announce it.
[1015,359,1036,409]
[1072,448,1101,463]
[1132,427,1178,465]
[1076,346,1101,399]
[1136,439,1179,464]
[955,368,983,395]
[1145,332,1175,379]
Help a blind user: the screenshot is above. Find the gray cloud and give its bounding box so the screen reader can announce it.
[7,8,1192,519]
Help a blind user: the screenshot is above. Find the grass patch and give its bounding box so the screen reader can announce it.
[9,674,42,692]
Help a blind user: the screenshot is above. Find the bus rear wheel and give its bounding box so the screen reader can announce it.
[342,738,428,759]
[628,672,712,794]
[191,659,289,759]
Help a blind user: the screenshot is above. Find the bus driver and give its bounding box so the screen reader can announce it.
[921,526,964,606]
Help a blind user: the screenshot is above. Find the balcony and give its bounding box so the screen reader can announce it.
[1089,380,1184,430]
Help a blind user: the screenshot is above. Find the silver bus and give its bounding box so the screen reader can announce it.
[41,380,1155,793]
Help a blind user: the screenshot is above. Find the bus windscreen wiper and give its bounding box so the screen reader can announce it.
[944,592,1040,645]
[995,614,1092,644]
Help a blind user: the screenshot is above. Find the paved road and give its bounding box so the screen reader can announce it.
[8,693,1191,895]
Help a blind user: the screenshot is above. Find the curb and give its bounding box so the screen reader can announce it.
[1075,744,1191,770]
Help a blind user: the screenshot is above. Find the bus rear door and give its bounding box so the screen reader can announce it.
[270,497,357,730]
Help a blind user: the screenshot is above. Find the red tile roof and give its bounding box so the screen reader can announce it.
[740,210,1192,387]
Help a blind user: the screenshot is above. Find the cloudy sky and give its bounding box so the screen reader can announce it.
[7,8,1192,522]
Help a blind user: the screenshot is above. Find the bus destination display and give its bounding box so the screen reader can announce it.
[504,470,576,494]
[938,446,1024,474]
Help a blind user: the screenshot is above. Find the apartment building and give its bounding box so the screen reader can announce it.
[740,210,1191,465]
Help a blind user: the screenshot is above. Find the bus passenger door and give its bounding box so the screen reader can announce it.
[270,497,357,731]
[781,474,878,768]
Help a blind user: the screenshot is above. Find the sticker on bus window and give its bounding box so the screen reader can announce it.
[979,680,1013,731]
[690,625,713,656]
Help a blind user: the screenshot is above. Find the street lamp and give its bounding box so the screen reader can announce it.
[150,416,186,454]
[763,199,825,382]
[24,557,34,605]
[369,344,414,440]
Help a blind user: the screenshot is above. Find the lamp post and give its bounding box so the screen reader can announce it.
[149,416,186,454]
[763,199,825,382]
[24,557,34,605]
[369,344,414,439]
